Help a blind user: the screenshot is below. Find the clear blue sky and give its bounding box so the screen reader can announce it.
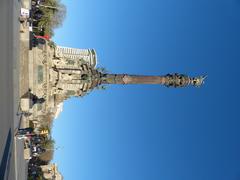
[52,0,240,179]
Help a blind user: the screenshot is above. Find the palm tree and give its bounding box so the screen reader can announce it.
[39,150,54,162]
[42,138,55,149]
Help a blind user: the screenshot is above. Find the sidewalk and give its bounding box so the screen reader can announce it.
[19,1,30,100]
[19,0,32,129]
[14,0,32,179]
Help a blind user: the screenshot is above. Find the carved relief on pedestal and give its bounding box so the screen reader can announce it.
[52,58,65,66]
[37,50,47,65]
[42,93,47,99]
[42,82,47,89]
[59,73,73,81]
[52,88,63,95]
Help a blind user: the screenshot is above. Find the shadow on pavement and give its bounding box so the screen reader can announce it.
[0,129,12,179]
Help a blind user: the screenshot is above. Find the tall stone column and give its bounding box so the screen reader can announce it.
[101,73,206,88]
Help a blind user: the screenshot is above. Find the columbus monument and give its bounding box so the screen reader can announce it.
[25,43,206,124]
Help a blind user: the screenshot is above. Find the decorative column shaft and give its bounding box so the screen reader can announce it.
[101,73,206,88]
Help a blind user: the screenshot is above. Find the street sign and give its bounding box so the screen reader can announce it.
[20,8,30,17]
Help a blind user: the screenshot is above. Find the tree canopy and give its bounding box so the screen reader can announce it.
[36,0,66,37]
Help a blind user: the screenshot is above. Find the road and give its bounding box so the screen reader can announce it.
[0,0,28,179]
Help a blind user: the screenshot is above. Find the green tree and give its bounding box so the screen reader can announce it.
[39,138,55,162]
[37,0,66,37]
